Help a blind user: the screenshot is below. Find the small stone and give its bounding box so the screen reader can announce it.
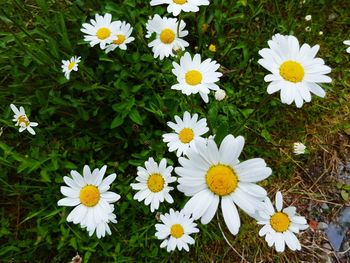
[321,203,329,210]
[317,222,329,230]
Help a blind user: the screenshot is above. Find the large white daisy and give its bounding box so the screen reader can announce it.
[176,134,272,235]
[257,191,308,252]
[171,52,223,103]
[57,165,120,233]
[10,104,38,135]
[150,0,210,16]
[81,204,117,239]
[145,14,189,60]
[162,111,209,157]
[258,33,332,108]
[61,56,81,80]
[130,158,176,212]
[344,40,350,53]
[105,21,135,53]
[81,13,118,49]
[155,209,199,252]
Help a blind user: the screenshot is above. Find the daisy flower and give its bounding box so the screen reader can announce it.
[57,165,120,233]
[257,191,308,252]
[105,21,135,53]
[258,33,332,108]
[293,142,306,155]
[344,40,350,53]
[130,157,176,212]
[176,134,272,235]
[81,204,117,239]
[150,0,210,16]
[81,13,118,49]
[155,209,199,252]
[61,56,81,80]
[171,52,223,103]
[145,14,189,60]
[162,111,209,157]
[10,104,38,135]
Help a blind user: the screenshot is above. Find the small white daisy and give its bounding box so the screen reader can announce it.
[145,14,189,60]
[344,40,350,53]
[81,204,117,239]
[305,15,312,21]
[10,104,38,135]
[176,134,272,235]
[57,165,120,234]
[162,111,209,157]
[61,56,81,80]
[258,33,332,108]
[150,0,210,16]
[105,21,135,53]
[155,209,199,252]
[293,142,306,155]
[257,191,308,252]
[171,52,223,103]
[130,158,176,212]
[81,13,118,49]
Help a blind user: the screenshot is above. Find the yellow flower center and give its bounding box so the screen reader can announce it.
[178,128,194,143]
[147,173,165,193]
[160,28,175,44]
[270,212,291,232]
[279,60,305,83]
[113,34,126,45]
[170,224,184,238]
[68,62,75,70]
[206,165,238,196]
[79,185,100,207]
[96,27,111,40]
[173,0,187,4]
[185,70,203,86]
[17,115,30,127]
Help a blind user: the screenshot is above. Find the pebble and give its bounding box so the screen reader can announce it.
[321,203,329,210]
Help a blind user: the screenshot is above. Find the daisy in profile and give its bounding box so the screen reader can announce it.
[176,134,272,235]
[258,34,332,108]
[344,40,350,53]
[162,111,209,157]
[155,209,199,252]
[81,205,117,239]
[131,158,176,212]
[81,13,118,49]
[105,21,135,53]
[145,14,189,60]
[171,52,222,103]
[57,165,120,236]
[293,142,306,155]
[257,191,308,252]
[10,104,38,135]
[150,0,210,16]
[61,56,81,80]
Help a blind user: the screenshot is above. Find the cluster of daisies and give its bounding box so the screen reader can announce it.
[10,0,350,256]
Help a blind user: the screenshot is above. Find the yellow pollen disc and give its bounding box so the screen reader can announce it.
[170,224,184,238]
[270,212,291,232]
[17,115,30,127]
[79,185,100,207]
[147,173,165,193]
[68,62,75,70]
[96,27,111,40]
[160,28,175,44]
[178,128,194,144]
[185,70,203,86]
[173,0,187,4]
[206,165,238,196]
[279,60,305,83]
[113,34,126,45]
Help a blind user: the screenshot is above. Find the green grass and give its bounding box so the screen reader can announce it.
[1,0,349,262]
